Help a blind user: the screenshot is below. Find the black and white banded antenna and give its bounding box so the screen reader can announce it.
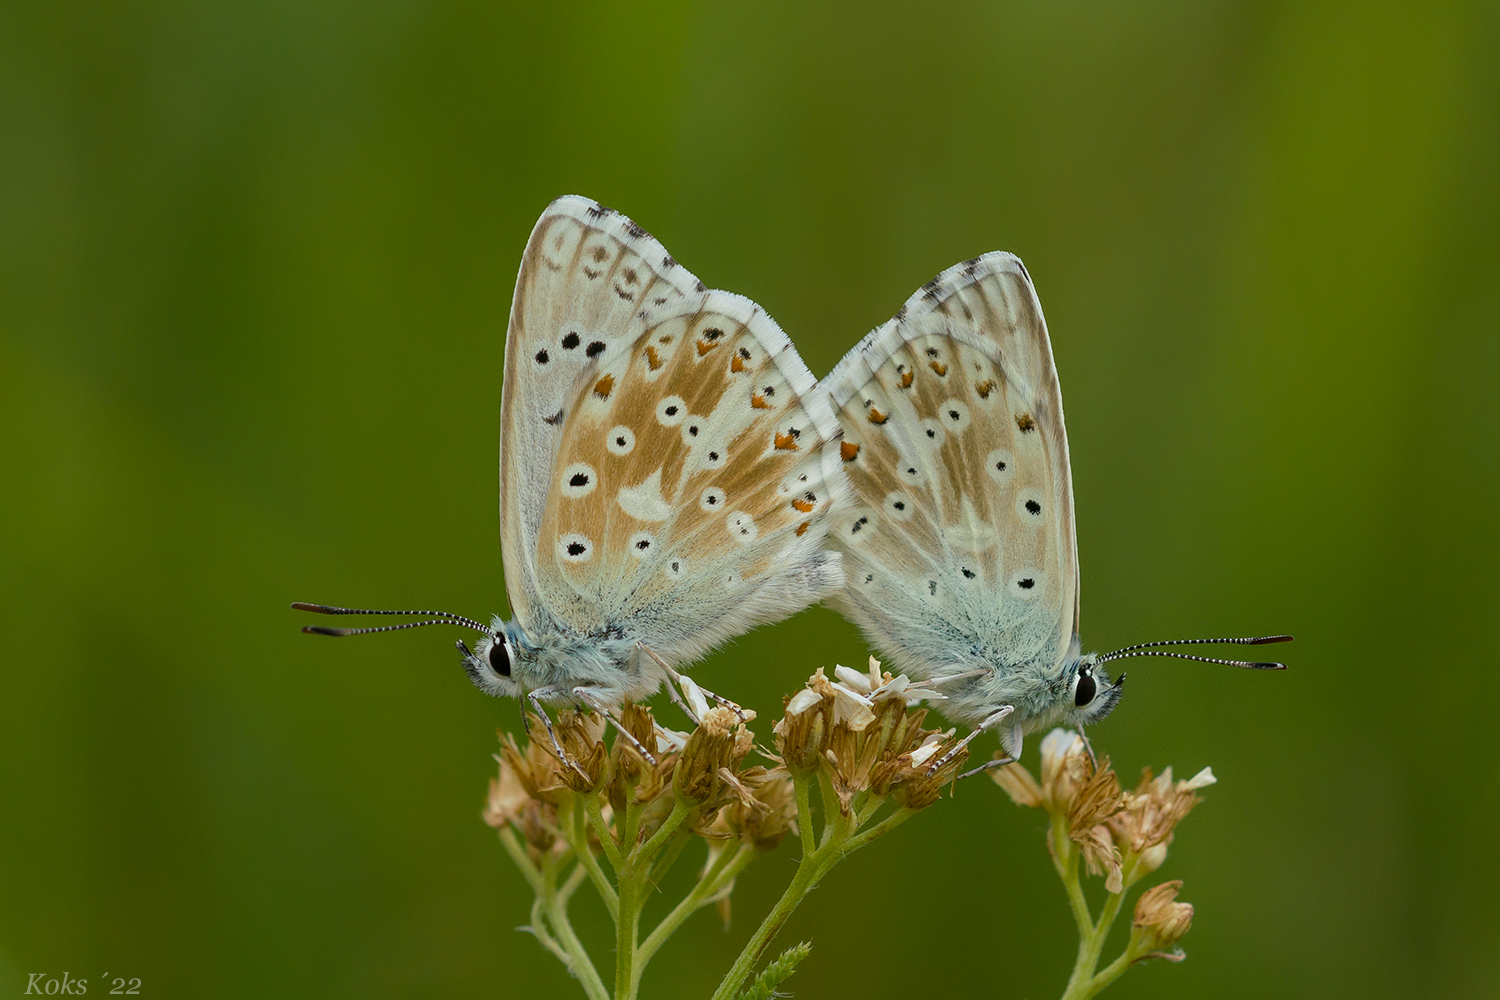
[1095,634,1292,671]
[292,603,496,643]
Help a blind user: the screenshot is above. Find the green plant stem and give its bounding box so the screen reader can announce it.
[709,797,916,1000]
[636,798,692,865]
[635,842,756,982]
[615,856,641,1000]
[499,829,609,1000]
[570,799,618,921]
[793,773,816,859]
[585,795,625,872]
[1054,827,1144,1000]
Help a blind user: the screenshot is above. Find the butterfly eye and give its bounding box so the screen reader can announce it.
[488,639,512,678]
[1073,667,1096,707]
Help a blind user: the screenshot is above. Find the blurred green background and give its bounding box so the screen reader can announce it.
[3,1,1497,997]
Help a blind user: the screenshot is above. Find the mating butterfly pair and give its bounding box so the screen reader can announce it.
[296,196,1288,764]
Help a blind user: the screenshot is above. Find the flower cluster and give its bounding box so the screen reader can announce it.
[773,659,963,810]
[990,728,1215,993]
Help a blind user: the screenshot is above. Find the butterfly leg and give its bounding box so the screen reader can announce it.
[926,705,1015,775]
[957,755,1017,781]
[524,689,592,781]
[641,644,751,723]
[1074,725,1099,770]
[571,687,658,767]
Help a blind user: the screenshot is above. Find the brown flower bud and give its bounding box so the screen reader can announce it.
[1133,880,1193,959]
[674,707,744,803]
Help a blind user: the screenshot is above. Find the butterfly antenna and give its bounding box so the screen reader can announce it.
[1096,634,1292,671]
[291,602,496,640]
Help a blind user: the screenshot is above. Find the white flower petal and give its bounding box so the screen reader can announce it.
[831,683,876,730]
[909,742,942,766]
[1183,766,1217,790]
[679,676,712,721]
[785,687,822,716]
[834,664,873,693]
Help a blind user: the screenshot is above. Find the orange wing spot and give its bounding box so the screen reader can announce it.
[774,431,798,450]
[868,406,889,425]
[645,345,663,370]
[730,353,747,373]
[792,498,815,513]
[975,379,996,398]
[929,360,948,376]
[840,440,860,462]
[898,370,914,389]
[592,374,614,399]
[795,521,810,537]
[696,338,720,356]
[751,393,772,409]
[1016,413,1037,432]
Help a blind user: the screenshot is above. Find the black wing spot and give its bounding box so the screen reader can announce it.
[687,424,699,437]
[925,428,936,439]
[544,408,564,426]
[535,349,549,364]
[925,347,940,357]
[1017,578,1035,590]
[850,516,869,534]
[615,435,627,447]
[569,473,589,487]
[567,542,586,556]
[561,331,581,349]
[738,347,751,359]
[962,568,976,579]
[1025,499,1041,515]
[995,460,1007,472]
[928,580,938,595]
[708,451,720,461]
[664,404,678,416]
[892,501,906,511]
[704,327,725,341]
[864,574,874,584]
[948,409,960,421]
[636,538,651,550]
[586,340,606,357]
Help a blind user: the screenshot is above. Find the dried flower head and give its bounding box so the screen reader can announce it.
[486,735,565,855]
[675,706,752,804]
[1132,879,1193,960]
[1109,765,1217,860]
[707,766,799,852]
[775,659,962,812]
[535,709,608,793]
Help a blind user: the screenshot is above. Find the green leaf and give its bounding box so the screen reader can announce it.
[737,942,813,1000]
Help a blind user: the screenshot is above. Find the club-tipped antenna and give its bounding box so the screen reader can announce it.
[1096,634,1292,671]
[291,602,496,640]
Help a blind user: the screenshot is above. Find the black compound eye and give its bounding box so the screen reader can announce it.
[488,639,512,678]
[1074,668,1096,707]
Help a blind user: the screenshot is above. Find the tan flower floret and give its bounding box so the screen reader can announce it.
[992,728,1126,890]
[774,659,963,812]
[1132,879,1194,961]
[1109,765,1216,872]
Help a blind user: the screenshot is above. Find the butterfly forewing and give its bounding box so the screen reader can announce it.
[506,197,846,664]
[823,253,1079,678]
[501,199,700,629]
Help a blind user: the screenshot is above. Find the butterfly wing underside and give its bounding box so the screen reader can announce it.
[502,197,845,662]
[823,253,1079,682]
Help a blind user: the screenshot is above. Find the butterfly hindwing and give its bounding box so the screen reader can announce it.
[822,253,1079,679]
[506,197,846,662]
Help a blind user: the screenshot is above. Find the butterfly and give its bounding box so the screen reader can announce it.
[297,196,848,750]
[819,252,1289,770]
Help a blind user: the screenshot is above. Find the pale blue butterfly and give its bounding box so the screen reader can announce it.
[819,253,1288,770]
[297,197,849,752]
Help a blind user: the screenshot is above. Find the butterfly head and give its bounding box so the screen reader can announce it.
[463,626,523,699]
[1064,654,1125,726]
